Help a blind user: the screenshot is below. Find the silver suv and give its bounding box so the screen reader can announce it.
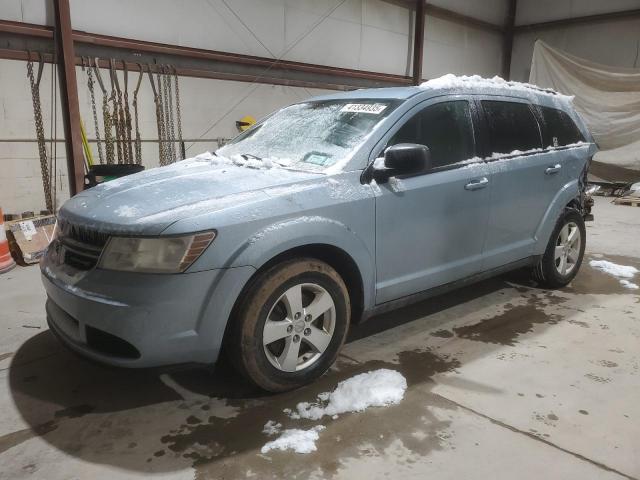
[42,78,595,391]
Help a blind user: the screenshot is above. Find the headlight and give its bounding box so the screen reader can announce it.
[98,231,216,273]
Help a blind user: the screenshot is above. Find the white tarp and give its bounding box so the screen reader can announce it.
[530,40,640,171]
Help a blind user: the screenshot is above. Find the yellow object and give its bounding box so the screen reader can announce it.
[236,115,256,132]
[80,120,94,168]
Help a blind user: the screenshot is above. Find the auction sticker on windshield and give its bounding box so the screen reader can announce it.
[341,103,387,114]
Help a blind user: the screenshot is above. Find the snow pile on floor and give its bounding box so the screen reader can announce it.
[620,279,639,290]
[290,369,407,420]
[262,420,282,436]
[260,426,325,454]
[259,369,407,455]
[590,259,639,289]
[420,74,573,101]
[589,260,638,278]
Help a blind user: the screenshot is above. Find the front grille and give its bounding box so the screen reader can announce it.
[58,219,110,248]
[58,219,109,270]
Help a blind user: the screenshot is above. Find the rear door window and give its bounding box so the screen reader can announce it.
[389,100,475,168]
[535,105,585,147]
[481,100,542,155]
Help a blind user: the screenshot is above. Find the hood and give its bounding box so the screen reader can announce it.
[60,156,322,235]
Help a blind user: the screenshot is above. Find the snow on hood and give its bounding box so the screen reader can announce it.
[420,74,574,101]
[59,152,321,234]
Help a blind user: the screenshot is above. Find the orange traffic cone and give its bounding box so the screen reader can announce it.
[0,208,16,274]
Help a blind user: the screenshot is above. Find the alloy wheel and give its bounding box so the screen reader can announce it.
[554,221,581,276]
[262,282,336,372]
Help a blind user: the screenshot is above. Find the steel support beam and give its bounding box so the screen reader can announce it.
[501,0,517,80]
[412,0,425,85]
[0,19,412,90]
[514,8,640,32]
[53,0,84,196]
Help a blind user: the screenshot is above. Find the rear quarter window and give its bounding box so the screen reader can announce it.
[534,105,585,147]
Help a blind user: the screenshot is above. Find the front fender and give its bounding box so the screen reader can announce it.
[229,215,376,311]
[533,179,580,255]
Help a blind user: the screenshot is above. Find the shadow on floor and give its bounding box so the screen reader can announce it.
[4,270,578,476]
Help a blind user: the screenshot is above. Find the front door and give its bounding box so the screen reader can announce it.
[373,99,491,304]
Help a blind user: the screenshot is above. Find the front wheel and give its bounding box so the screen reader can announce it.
[227,258,350,392]
[533,209,586,288]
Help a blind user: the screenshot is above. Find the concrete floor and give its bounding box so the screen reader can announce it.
[0,196,639,480]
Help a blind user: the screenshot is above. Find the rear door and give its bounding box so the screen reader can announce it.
[373,97,491,304]
[477,98,566,269]
[533,104,589,186]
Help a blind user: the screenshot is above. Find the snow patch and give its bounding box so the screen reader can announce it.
[290,369,407,420]
[388,177,405,192]
[113,205,140,218]
[262,420,282,436]
[261,369,407,455]
[620,279,639,290]
[590,259,639,290]
[260,426,325,454]
[420,74,573,101]
[589,260,638,279]
[188,151,280,170]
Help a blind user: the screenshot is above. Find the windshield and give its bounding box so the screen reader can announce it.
[217,99,398,172]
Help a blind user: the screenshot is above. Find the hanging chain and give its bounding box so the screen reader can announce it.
[165,66,177,162]
[94,60,114,164]
[156,66,168,165]
[26,53,53,213]
[173,67,184,160]
[133,64,144,165]
[149,65,165,165]
[123,63,134,163]
[114,59,129,164]
[161,66,173,164]
[109,60,123,164]
[85,58,104,164]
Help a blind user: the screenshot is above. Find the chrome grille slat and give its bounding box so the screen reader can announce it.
[58,219,110,248]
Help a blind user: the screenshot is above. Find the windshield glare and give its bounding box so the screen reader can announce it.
[217,100,397,171]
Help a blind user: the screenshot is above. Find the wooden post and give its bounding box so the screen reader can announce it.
[412,0,425,85]
[501,0,517,80]
[53,0,85,196]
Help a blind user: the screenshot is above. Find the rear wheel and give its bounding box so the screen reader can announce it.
[533,209,585,288]
[227,258,350,392]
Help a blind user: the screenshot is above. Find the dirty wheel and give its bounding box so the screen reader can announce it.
[533,209,586,288]
[228,258,350,392]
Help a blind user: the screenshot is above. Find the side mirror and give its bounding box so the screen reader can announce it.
[372,143,432,183]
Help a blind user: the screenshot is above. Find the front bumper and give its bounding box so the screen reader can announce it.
[41,255,255,368]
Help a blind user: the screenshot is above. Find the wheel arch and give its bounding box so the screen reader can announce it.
[231,243,366,327]
[219,242,367,365]
[533,179,581,255]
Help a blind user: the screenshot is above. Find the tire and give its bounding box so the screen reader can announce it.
[227,258,350,392]
[533,208,586,288]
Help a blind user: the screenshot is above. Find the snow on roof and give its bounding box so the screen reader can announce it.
[420,74,573,101]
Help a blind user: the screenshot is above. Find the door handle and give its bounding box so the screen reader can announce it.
[545,164,562,175]
[464,177,489,191]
